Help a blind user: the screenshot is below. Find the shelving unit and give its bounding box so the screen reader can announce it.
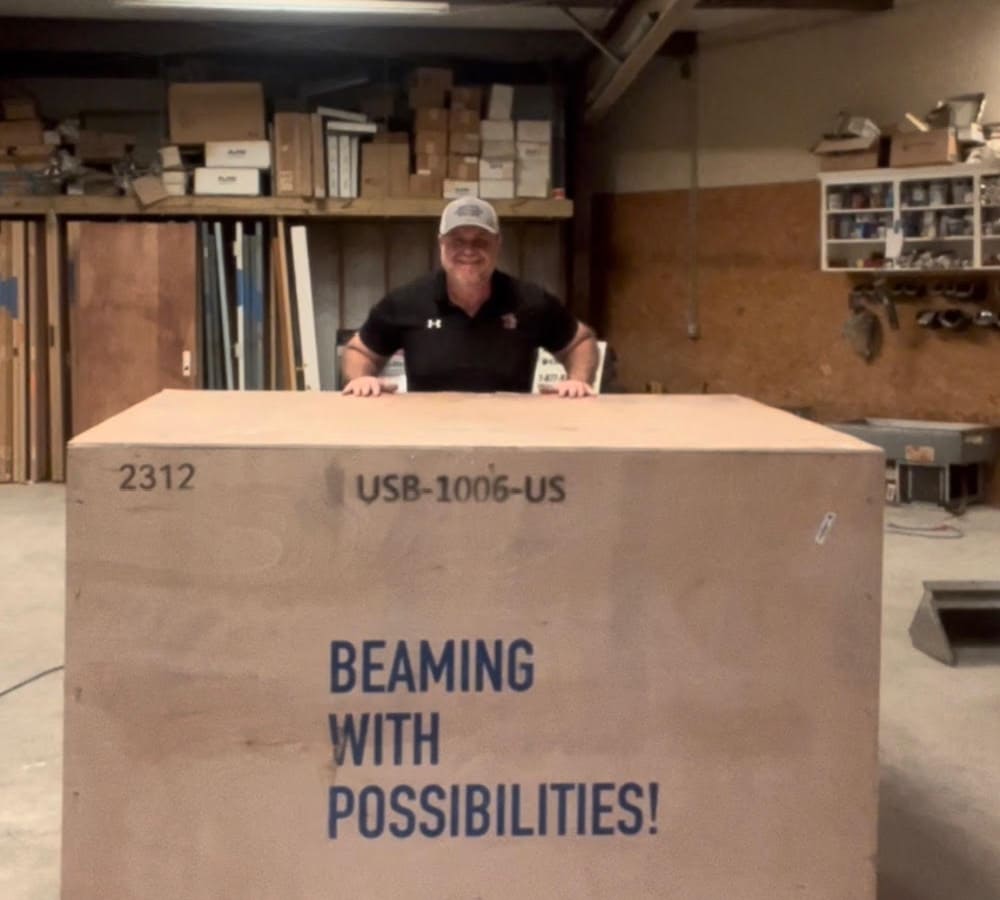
[818,163,1000,273]
[0,195,574,220]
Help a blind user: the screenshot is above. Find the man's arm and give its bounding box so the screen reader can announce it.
[552,323,599,398]
[342,334,391,396]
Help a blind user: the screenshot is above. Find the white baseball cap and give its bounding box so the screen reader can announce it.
[439,197,500,236]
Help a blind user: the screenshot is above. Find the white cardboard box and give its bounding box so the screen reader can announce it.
[479,178,515,199]
[480,159,515,180]
[516,141,551,163]
[443,178,479,199]
[516,120,552,143]
[159,146,182,169]
[481,140,516,160]
[204,140,272,169]
[516,172,551,198]
[194,167,261,196]
[487,84,514,120]
[480,119,515,142]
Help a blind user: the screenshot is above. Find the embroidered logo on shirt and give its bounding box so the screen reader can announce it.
[426,318,442,329]
[501,313,517,330]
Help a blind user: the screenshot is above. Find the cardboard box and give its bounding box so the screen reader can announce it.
[272,113,313,198]
[415,108,449,133]
[516,120,552,143]
[373,132,410,144]
[0,119,44,148]
[161,171,188,195]
[414,131,448,157]
[481,119,515,142]
[480,158,514,180]
[1,144,51,163]
[448,155,479,181]
[890,128,959,167]
[487,83,514,120]
[360,87,397,121]
[449,131,480,155]
[64,391,882,900]
[482,139,516,160]
[449,109,480,132]
[416,153,447,177]
[409,67,452,89]
[3,97,38,121]
[450,86,483,112]
[360,142,390,198]
[817,150,881,172]
[204,140,271,169]
[76,130,134,163]
[516,171,551,198]
[194,167,261,196]
[408,173,443,197]
[443,178,478,198]
[408,86,447,110]
[387,142,410,197]
[479,178,514,199]
[159,146,183,169]
[516,141,551,163]
[168,82,266,144]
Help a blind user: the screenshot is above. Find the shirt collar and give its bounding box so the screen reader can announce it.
[436,270,514,316]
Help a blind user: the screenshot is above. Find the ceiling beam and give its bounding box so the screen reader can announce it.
[585,0,697,124]
[694,0,892,10]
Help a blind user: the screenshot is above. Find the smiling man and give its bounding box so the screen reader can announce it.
[341,197,599,397]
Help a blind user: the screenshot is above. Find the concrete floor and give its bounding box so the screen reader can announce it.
[1,484,999,899]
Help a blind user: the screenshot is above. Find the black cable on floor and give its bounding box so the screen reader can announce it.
[0,665,64,700]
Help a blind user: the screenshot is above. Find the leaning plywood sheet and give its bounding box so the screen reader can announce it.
[8,221,27,482]
[27,221,49,481]
[274,218,296,390]
[290,225,320,390]
[70,222,197,436]
[46,212,66,482]
[0,310,12,481]
[65,392,882,900]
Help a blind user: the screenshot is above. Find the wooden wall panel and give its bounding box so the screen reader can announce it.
[305,223,342,391]
[46,213,66,482]
[520,223,564,298]
[9,222,27,482]
[71,222,197,436]
[498,223,522,278]
[27,221,49,482]
[594,182,1000,427]
[387,222,434,291]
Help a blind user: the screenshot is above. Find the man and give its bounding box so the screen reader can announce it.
[341,197,599,398]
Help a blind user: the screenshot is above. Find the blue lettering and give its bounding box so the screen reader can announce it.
[389,785,417,838]
[330,641,356,693]
[592,782,615,836]
[358,786,385,839]
[419,785,447,837]
[362,640,386,693]
[465,784,490,837]
[328,786,354,838]
[617,782,644,836]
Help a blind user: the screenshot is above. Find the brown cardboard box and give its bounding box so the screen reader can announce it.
[273,113,313,197]
[0,119,44,148]
[388,143,409,197]
[415,108,449,133]
[449,109,479,132]
[373,132,410,144]
[817,150,880,172]
[449,131,480,156]
[889,128,958,167]
[360,142,389,198]
[408,86,447,110]
[450,87,483,112]
[409,67,453,90]
[448,154,479,181]
[408,173,443,197]
[360,86,397,121]
[414,131,448,157]
[63,391,882,900]
[168,82,266,144]
[2,98,38,121]
[76,131,134,163]
[415,153,447,177]
[0,145,52,163]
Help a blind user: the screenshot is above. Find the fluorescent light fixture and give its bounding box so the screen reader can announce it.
[115,0,449,14]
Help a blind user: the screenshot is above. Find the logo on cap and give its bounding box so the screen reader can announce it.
[457,204,482,218]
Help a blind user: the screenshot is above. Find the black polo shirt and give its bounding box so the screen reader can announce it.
[358,269,578,393]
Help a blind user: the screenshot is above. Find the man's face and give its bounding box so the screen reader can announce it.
[439,226,500,287]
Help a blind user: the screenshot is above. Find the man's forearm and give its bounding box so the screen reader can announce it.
[560,334,599,384]
[342,343,385,381]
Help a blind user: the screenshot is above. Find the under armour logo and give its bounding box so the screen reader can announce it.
[426,318,442,329]
[501,313,517,330]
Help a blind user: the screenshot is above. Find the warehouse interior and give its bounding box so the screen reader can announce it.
[2,0,1000,898]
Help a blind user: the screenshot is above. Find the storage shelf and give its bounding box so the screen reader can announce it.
[828,238,885,244]
[903,236,974,242]
[827,207,892,215]
[825,267,977,274]
[900,204,973,211]
[0,195,574,220]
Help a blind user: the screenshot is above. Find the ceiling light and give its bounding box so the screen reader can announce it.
[115,0,449,14]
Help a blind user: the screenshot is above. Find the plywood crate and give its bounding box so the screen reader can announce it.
[64,391,882,900]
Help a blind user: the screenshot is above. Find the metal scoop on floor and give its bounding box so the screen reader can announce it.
[910,581,1000,665]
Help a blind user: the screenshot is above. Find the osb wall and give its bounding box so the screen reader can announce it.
[593,181,1000,425]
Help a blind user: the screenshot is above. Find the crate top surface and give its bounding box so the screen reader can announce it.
[69,390,878,453]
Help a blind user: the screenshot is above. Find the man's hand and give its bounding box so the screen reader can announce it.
[342,377,397,397]
[543,379,595,398]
